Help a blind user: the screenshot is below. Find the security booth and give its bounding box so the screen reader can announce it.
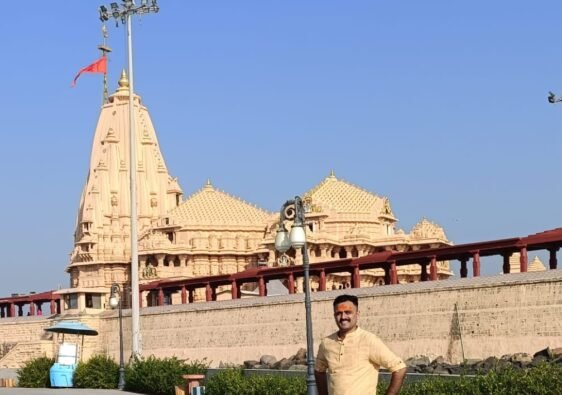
[44,321,98,387]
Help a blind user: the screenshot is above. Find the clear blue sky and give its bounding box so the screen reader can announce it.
[0,1,560,294]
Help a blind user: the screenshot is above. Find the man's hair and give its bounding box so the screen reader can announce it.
[333,294,358,308]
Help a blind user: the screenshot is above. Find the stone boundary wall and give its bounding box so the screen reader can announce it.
[2,271,561,368]
[96,270,562,366]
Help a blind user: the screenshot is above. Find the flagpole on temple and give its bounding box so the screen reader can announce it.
[98,23,112,105]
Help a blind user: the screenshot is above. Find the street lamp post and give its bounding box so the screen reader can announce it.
[109,283,126,390]
[275,196,316,395]
[99,0,159,359]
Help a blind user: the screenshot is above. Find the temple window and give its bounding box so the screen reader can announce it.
[65,295,78,310]
[85,293,101,309]
[167,232,175,243]
[338,248,347,259]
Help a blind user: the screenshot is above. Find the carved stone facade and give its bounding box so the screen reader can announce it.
[63,77,453,308]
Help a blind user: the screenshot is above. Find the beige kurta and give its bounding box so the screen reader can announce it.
[315,327,406,395]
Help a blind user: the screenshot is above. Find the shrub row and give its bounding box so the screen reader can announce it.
[206,363,562,395]
[18,356,562,394]
[17,354,208,395]
[205,368,306,395]
[378,362,562,395]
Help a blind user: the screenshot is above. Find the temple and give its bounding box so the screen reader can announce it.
[59,75,456,312]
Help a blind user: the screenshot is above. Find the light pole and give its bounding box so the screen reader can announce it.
[275,196,316,395]
[99,0,159,359]
[109,283,126,390]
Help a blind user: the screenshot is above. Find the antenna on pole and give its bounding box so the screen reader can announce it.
[98,23,112,104]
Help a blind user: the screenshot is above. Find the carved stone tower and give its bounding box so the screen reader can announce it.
[66,71,183,290]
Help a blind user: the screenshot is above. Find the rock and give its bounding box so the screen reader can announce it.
[430,356,446,367]
[432,365,450,375]
[552,347,562,359]
[294,348,307,361]
[511,353,533,365]
[273,358,294,370]
[531,355,549,366]
[260,355,277,366]
[405,355,431,368]
[476,356,498,372]
[288,364,308,371]
[243,360,260,369]
[463,358,481,367]
[406,365,420,373]
[533,347,553,360]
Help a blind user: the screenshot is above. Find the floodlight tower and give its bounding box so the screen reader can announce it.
[98,0,160,359]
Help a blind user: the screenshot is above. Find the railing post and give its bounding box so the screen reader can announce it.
[549,247,558,270]
[519,246,528,273]
[502,253,510,274]
[472,251,480,277]
[429,256,438,281]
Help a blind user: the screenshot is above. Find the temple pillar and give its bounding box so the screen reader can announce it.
[30,302,36,316]
[288,273,295,294]
[231,280,238,299]
[384,267,391,285]
[295,248,303,265]
[460,258,468,278]
[178,254,188,266]
[181,286,187,304]
[502,253,510,274]
[390,261,398,284]
[351,266,361,288]
[50,300,56,314]
[9,303,15,317]
[205,284,212,302]
[472,251,480,277]
[258,277,266,296]
[420,262,428,282]
[319,270,326,291]
[155,254,166,267]
[549,247,559,270]
[158,288,164,306]
[429,256,438,281]
[188,289,194,303]
[139,255,147,268]
[519,246,528,273]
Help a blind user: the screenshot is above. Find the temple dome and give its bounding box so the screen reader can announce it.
[169,180,273,226]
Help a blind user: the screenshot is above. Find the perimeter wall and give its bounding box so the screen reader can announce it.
[2,270,562,368]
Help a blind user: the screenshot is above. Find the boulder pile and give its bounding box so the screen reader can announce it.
[224,347,562,375]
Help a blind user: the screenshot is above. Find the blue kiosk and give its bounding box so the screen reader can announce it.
[44,321,98,387]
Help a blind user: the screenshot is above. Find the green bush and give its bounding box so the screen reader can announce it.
[73,354,119,389]
[376,362,562,395]
[205,369,306,395]
[16,356,54,388]
[125,356,209,395]
[205,368,247,395]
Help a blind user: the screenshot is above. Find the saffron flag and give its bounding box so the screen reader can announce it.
[71,56,107,87]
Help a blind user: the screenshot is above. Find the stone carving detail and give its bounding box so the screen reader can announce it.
[142,263,158,279]
[381,198,393,216]
[410,218,447,240]
[139,231,172,249]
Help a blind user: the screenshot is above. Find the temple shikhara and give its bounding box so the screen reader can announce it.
[56,71,458,311]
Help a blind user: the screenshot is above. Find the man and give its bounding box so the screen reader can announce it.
[315,294,406,395]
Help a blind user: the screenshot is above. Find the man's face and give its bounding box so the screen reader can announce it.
[333,301,359,333]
